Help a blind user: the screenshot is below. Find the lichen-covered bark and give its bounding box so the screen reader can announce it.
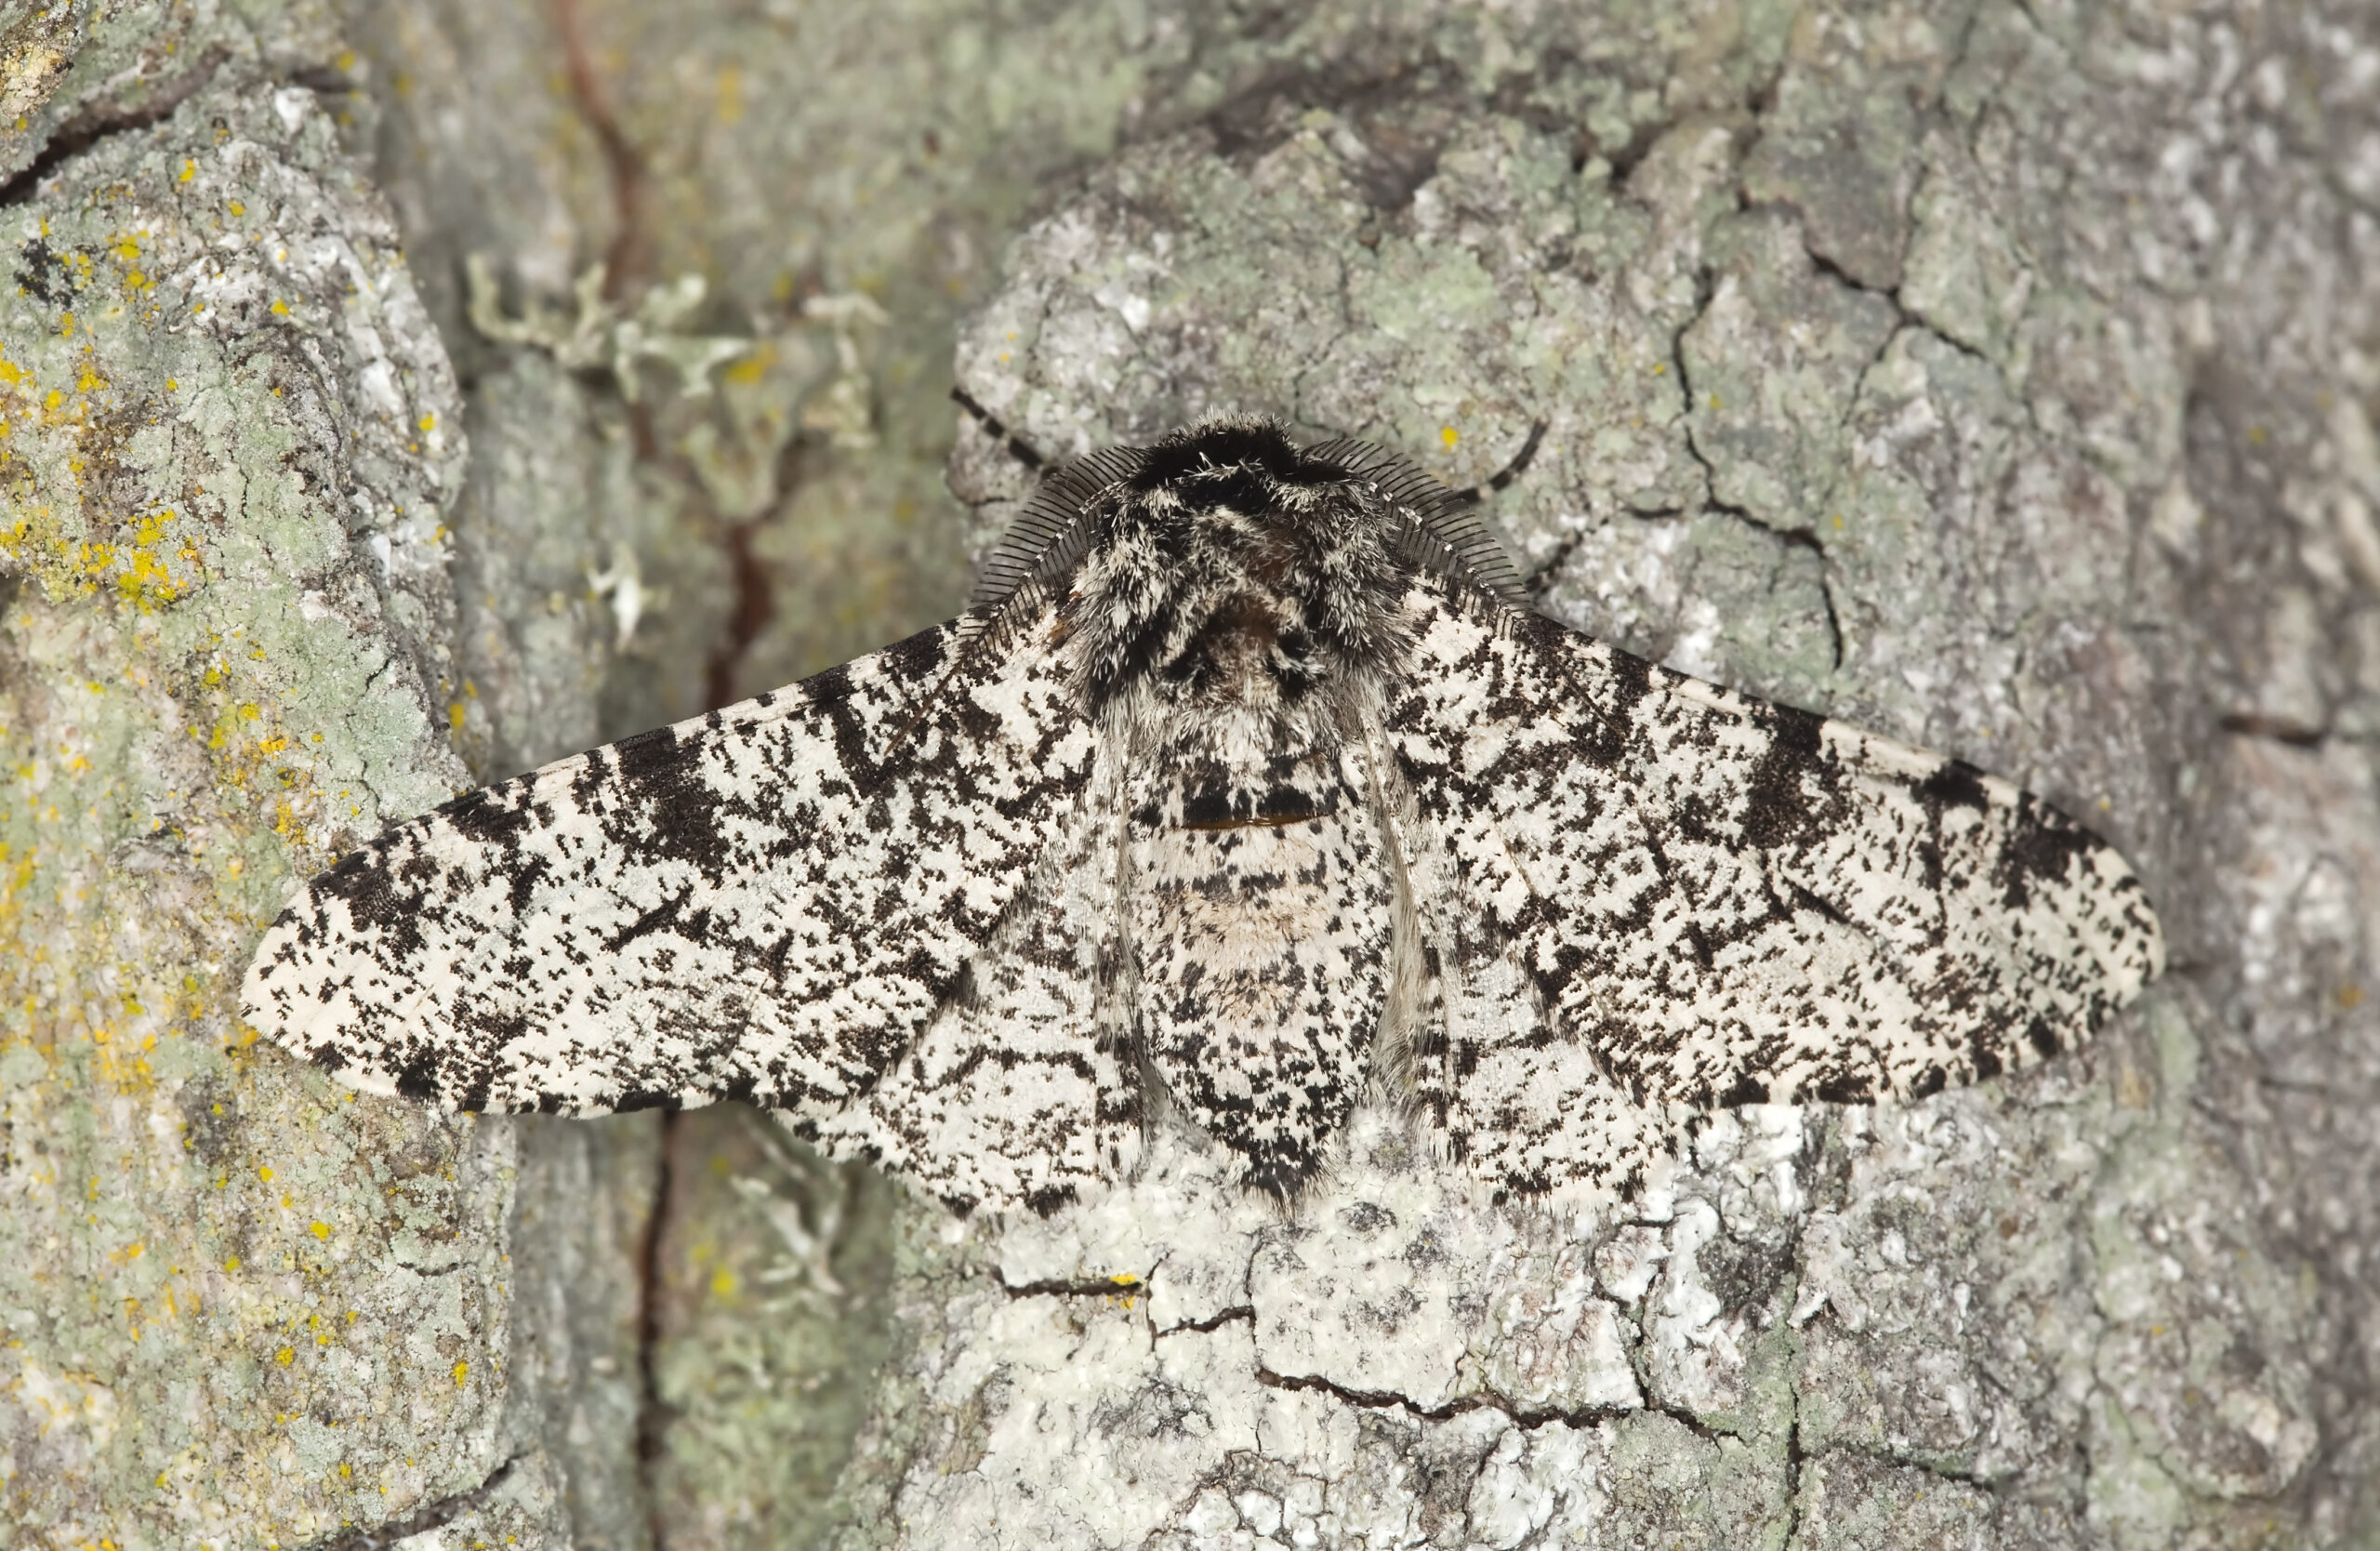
[0,0,347,191]
[0,12,528,1542]
[4,0,2373,1546]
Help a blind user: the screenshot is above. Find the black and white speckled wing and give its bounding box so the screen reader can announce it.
[1367,747,1679,1200]
[802,756,1141,1214]
[242,614,1097,1121]
[1383,577,2163,1188]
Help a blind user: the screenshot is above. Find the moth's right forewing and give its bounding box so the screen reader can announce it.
[242,614,1098,1120]
[1381,577,2164,1190]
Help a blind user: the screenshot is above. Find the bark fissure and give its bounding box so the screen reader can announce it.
[1158,1303,1258,1336]
[549,0,649,299]
[1250,1362,1649,1435]
[634,1112,680,1550]
[0,47,230,207]
[2216,712,2329,749]
[300,1456,519,1551]
[1667,275,1850,673]
[998,1272,1159,1299]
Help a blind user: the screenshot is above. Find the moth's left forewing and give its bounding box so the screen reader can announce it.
[1382,577,2165,1144]
[242,613,1099,1120]
[804,748,1137,1216]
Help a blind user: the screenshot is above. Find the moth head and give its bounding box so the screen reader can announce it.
[968,416,1521,753]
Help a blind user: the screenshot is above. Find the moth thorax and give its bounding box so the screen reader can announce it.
[1071,428,1411,675]
[1117,606,1385,770]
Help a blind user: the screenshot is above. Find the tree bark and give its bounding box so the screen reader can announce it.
[3,0,2374,1546]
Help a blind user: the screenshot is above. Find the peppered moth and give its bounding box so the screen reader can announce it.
[243,415,2165,1211]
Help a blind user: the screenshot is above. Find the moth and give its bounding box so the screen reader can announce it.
[243,406,2165,1212]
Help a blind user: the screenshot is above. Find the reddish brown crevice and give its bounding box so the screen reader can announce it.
[549,0,778,708]
[705,515,777,710]
[633,1110,682,1546]
[544,33,678,1525]
[701,437,806,710]
[550,0,649,301]
[550,0,661,466]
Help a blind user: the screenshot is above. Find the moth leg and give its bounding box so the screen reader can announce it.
[1446,419,1548,504]
[950,384,1048,473]
[1347,730,1447,1115]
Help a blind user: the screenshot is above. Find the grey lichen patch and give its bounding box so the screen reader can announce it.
[2083,1001,2320,1506]
[954,107,1688,504]
[1681,210,1898,537]
[1818,325,2158,767]
[1788,1449,2002,1550]
[1789,1088,2111,1482]
[0,67,519,1542]
[641,1110,899,1551]
[1898,130,2034,370]
[440,346,627,781]
[498,1114,664,1551]
[1540,507,1843,714]
[1739,0,1971,294]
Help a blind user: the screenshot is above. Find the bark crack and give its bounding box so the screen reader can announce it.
[998,1271,1157,1299]
[1822,1438,1993,1489]
[1250,1362,1644,1434]
[707,508,780,711]
[550,0,649,300]
[1667,280,1849,672]
[1159,1304,1257,1336]
[0,46,230,206]
[2216,712,2329,749]
[545,0,786,709]
[633,1112,680,1547]
[300,1454,519,1551]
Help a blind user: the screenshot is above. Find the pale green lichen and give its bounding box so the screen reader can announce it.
[0,65,519,1546]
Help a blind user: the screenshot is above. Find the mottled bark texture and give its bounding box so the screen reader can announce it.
[2,0,2374,1546]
